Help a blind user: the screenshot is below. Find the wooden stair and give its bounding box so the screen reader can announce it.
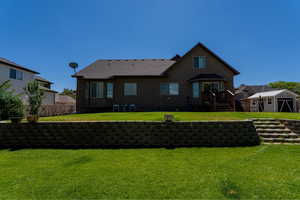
[253,119,300,144]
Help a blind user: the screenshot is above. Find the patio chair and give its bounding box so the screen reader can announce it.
[113,104,120,112]
[123,104,128,112]
[129,104,136,112]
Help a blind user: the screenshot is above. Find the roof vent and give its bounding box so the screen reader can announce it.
[171,54,181,61]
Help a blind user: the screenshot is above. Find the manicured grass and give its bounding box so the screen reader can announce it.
[40,112,300,121]
[0,145,300,199]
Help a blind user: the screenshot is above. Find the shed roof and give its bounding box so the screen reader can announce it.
[248,89,298,99]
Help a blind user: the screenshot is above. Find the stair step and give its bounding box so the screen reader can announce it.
[262,138,300,143]
[264,142,300,145]
[259,133,299,138]
[252,118,277,121]
[253,121,281,125]
[254,124,285,129]
[256,129,292,133]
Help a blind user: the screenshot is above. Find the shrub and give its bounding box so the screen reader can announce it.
[0,81,24,120]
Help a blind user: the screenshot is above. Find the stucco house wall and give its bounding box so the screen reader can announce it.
[0,62,36,103]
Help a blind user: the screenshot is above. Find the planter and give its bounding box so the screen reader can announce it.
[27,115,39,123]
[10,117,23,124]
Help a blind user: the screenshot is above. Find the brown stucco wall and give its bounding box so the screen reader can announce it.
[76,45,237,113]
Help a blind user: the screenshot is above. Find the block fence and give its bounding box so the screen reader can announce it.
[0,121,260,149]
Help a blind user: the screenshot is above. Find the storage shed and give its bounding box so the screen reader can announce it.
[248,89,298,112]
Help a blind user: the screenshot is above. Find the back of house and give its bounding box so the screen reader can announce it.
[73,43,240,113]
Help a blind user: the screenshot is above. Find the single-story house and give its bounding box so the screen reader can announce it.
[248,89,298,112]
[73,42,240,113]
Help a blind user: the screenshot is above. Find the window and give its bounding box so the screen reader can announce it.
[268,97,272,104]
[9,69,23,80]
[169,83,179,95]
[107,83,114,98]
[192,82,200,98]
[9,69,16,79]
[194,56,206,68]
[16,70,23,80]
[124,83,137,96]
[160,83,179,95]
[90,81,104,98]
[160,83,169,95]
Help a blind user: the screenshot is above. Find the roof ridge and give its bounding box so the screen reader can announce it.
[96,58,173,62]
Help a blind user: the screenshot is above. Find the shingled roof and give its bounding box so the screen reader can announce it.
[73,59,176,79]
[0,57,39,74]
[72,42,240,79]
[35,76,53,84]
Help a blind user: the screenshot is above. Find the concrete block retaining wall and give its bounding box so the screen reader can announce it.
[280,120,300,135]
[0,121,260,149]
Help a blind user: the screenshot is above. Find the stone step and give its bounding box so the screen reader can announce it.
[256,129,292,133]
[253,121,281,125]
[252,118,277,121]
[262,138,300,143]
[254,124,285,129]
[259,133,299,138]
[264,142,300,145]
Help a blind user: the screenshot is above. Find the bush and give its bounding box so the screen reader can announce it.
[0,81,24,120]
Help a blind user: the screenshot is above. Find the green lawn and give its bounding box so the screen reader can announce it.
[40,112,300,121]
[0,145,300,199]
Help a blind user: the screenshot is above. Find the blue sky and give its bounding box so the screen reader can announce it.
[0,0,299,92]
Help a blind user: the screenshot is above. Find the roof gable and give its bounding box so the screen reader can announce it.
[164,43,239,75]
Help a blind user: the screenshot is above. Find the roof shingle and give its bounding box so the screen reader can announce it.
[73,59,176,79]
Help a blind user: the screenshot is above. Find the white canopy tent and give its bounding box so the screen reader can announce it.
[248,89,298,112]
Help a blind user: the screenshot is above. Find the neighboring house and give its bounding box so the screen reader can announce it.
[235,84,280,111]
[248,89,298,112]
[235,84,278,100]
[0,57,57,105]
[0,57,39,103]
[73,43,240,113]
[35,76,58,105]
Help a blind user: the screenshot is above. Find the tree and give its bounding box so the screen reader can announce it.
[24,80,44,116]
[268,81,300,95]
[61,88,76,99]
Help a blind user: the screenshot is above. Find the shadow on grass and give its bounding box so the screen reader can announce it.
[63,156,93,167]
[219,179,241,199]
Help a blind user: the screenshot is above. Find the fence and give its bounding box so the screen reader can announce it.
[39,104,76,117]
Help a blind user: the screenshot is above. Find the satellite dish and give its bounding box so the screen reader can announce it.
[69,62,78,73]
